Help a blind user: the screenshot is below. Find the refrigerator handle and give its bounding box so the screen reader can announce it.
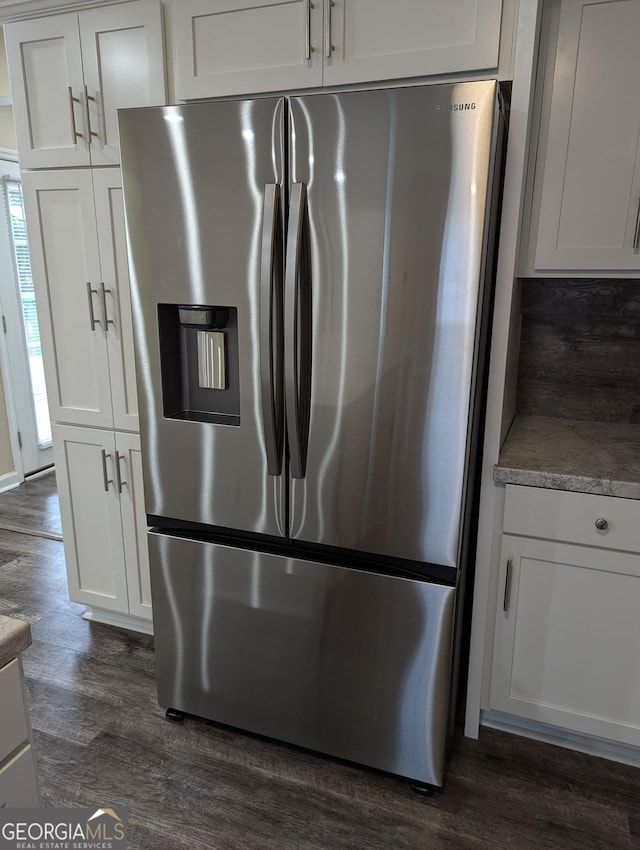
[284,182,312,479]
[259,184,285,475]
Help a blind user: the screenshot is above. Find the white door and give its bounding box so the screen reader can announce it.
[93,169,139,431]
[79,0,167,166]
[174,0,323,99]
[53,423,129,613]
[322,0,502,86]
[22,169,114,428]
[534,0,640,271]
[116,431,151,621]
[4,14,89,169]
[0,160,53,475]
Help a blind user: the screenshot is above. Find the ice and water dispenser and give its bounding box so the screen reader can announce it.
[157,304,240,425]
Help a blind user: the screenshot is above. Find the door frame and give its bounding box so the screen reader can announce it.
[0,149,54,485]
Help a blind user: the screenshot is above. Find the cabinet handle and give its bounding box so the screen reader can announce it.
[86,282,100,330]
[633,197,640,251]
[115,452,126,494]
[101,449,113,492]
[325,0,334,58]
[100,282,115,331]
[503,559,513,613]
[595,517,609,531]
[84,85,99,142]
[68,87,83,141]
[305,0,315,59]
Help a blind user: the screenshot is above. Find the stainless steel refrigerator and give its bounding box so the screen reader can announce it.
[119,80,504,788]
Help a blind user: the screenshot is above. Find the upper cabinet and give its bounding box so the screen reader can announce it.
[22,168,139,431]
[523,0,640,275]
[173,0,503,100]
[4,0,167,169]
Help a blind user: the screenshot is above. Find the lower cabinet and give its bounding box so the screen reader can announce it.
[53,424,152,625]
[490,485,640,747]
[0,657,40,807]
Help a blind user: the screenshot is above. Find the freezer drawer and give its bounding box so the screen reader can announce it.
[149,531,456,786]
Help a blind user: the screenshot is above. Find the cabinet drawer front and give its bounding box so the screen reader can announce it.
[504,485,640,552]
[0,660,29,760]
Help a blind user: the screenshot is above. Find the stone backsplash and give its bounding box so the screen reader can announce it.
[516,278,640,424]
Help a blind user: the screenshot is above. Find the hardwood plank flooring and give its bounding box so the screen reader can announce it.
[0,488,639,848]
[0,470,61,539]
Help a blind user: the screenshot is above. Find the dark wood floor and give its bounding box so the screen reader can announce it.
[0,468,61,539]
[1,474,639,849]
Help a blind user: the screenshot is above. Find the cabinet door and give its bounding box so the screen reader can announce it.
[491,534,640,746]
[53,424,129,614]
[4,14,89,169]
[0,745,40,808]
[79,0,167,166]
[22,171,113,429]
[322,0,502,87]
[534,0,640,272]
[93,169,139,432]
[174,0,323,99]
[116,432,152,621]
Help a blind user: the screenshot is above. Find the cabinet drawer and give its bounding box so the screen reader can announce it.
[503,485,640,552]
[0,659,29,760]
[0,744,40,807]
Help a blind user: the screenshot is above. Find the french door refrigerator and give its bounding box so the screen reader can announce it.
[119,80,504,788]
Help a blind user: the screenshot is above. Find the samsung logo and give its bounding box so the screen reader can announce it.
[436,102,477,112]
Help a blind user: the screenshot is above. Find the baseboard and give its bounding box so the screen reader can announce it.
[82,607,154,636]
[481,709,640,768]
[0,471,21,494]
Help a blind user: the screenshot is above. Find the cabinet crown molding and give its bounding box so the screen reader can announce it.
[0,0,137,24]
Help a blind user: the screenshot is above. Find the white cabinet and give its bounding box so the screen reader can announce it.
[490,485,640,747]
[53,424,151,623]
[173,0,503,100]
[22,168,138,432]
[526,0,640,274]
[5,0,166,169]
[0,658,40,808]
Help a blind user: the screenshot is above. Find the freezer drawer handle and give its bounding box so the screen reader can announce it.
[260,184,285,475]
[284,183,312,479]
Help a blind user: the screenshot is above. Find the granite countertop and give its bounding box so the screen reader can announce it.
[494,415,640,499]
[0,614,32,670]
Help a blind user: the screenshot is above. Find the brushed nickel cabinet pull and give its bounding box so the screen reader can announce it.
[325,0,334,58]
[100,282,115,331]
[84,85,99,142]
[305,0,315,59]
[86,282,100,330]
[115,452,126,494]
[595,517,608,530]
[503,559,513,613]
[101,449,113,492]
[68,87,83,141]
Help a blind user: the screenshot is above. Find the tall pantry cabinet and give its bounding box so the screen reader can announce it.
[4,0,167,632]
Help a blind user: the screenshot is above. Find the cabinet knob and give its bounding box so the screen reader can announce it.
[595,517,609,531]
